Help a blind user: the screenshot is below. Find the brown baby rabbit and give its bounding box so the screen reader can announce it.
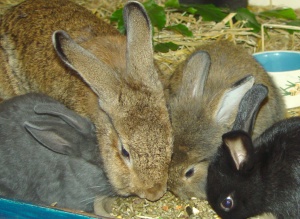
[166,41,286,199]
[0,0,173,201]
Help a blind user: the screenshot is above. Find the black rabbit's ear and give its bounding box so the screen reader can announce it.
[222,130,254,171]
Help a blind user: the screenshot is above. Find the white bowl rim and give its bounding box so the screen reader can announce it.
[253,50,300,56]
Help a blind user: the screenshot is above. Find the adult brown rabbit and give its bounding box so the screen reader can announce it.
[166,41,286,199]
[0,0,173,201]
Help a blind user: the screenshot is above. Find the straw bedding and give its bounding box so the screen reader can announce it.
[0,0,299,218]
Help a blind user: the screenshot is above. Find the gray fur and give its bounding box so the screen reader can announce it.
[0,93,115,213]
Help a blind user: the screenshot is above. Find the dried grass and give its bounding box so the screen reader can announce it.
[0,0,299,218]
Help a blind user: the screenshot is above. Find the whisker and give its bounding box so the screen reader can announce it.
[80,196,96,205]
[88,185,103,189]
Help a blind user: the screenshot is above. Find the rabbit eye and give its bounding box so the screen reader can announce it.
[121,146,130,160]
[220,195,234,212]
[185,167,194,178]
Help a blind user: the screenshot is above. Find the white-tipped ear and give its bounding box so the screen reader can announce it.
[215,75,255,124]
[52,30,119,108]
[179,51,211,100]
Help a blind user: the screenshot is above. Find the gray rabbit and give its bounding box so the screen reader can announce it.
[206,84,300,219]
[0,93,115,214]
[166,41,286,199]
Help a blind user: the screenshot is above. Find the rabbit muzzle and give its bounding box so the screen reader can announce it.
[138,182,167,201]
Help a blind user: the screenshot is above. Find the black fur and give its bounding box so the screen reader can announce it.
[206,85,300,218]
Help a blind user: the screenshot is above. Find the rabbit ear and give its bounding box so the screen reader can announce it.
[52,30,119,109]
[215,75,255,124]
[232,84,268,134]
[123,1,160,88]
[33,103,93,134]
[179,51,211,100]
[220,84,268,171]
[24,120,77,155]
[222,130,254,171]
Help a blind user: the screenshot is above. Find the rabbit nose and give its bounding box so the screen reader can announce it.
[145,183,166,201]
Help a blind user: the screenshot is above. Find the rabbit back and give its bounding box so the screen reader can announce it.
[0,0,121,113]
[0,145,112,212]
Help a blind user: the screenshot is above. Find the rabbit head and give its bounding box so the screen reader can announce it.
[206,84,269,219]
[166,41,285,200]
[51,2,173,201]
[167,50,256,199]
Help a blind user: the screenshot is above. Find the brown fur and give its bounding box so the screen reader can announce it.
[0,0,173,201]
[166,41,286,199]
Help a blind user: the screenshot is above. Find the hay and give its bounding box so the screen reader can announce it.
[0,0,299,218]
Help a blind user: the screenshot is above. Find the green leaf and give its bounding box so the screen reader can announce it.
[166,4,227,22]
[284,20,300,34]
[154,42,180,53]
[259,8,297,20]
[185,7,198,14]
[236,8,261,33]
[166,24,193,36]
[165,0,180,8]
[110,0,166,33]
[110,8,125,34]
[143,0,166,30]
[192,4,227,22]
[286,20,300,26]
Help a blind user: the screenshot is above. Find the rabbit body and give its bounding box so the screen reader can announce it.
[0,0,173,201]
[206,85,300,219]
[0,93,115,213]
[166,41,286,199]
[179,0,248,10]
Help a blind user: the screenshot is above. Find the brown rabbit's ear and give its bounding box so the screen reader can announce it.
[52,30,119,109]
[215,75,255,124]
[178,51,211,101]
[222,131,254,171]
[123,1,160,88]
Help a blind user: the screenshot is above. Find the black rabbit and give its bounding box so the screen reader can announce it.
[0,93,115,214]
[206,84,300,219]
[179,0,248,10]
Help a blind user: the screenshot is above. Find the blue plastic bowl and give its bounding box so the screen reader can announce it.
[253,51,300,72]
[0,197,97,219]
